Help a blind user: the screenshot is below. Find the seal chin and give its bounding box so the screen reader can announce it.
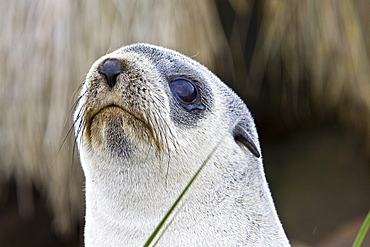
[89,105,149,157]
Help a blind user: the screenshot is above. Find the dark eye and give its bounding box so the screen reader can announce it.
[170,77,197,103]
[169,77,204,111]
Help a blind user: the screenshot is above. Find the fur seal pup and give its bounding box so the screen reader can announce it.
[74,43,290,246]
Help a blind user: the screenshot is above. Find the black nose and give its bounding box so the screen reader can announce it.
[99,59,122,88]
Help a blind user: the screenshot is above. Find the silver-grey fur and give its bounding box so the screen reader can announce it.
[74,43,290,246]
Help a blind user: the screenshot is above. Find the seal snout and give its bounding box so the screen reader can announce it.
[99,58,122,88]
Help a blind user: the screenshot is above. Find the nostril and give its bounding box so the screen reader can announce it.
[99,58,122,88]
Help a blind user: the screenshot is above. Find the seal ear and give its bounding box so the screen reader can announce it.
[233,123,261,158]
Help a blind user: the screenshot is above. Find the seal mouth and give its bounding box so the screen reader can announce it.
[86,103,160,146]
[89,105,116,127]
[90,104,137,124]
[89,104,148,129]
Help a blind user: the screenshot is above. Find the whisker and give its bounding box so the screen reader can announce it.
[60,90,87,148]
[161,117,173,181]
[74,102,88,139]
[76,115,85,142]
[54,91,87,171]
[68,94,87,171]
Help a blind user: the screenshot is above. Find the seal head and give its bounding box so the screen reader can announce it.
[74,43,289,246]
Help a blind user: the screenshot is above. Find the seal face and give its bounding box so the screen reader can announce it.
[75,44,217,161]
[74,43,289,246]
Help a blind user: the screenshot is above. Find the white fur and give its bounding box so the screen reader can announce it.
[74,43,290,246]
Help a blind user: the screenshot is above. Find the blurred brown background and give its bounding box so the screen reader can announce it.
[0,0,369,246]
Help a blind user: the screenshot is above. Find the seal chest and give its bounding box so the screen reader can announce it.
[74,43,290,246]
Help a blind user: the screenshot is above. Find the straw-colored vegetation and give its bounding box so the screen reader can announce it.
[0,0,228,235]
[248,0,370,139]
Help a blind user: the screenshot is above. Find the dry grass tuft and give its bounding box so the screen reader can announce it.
[248,0,370,141]
[0,0,228,235]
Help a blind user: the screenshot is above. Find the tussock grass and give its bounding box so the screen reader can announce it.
[0,0,228,235]
[248,1,370,140]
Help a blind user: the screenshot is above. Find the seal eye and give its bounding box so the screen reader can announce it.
[169,77,204,111]
[170,77,197,103]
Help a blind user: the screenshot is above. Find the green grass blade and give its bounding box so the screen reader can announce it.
[352,210,370,247]
[143,139,224,247]
[151,203,185,247]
